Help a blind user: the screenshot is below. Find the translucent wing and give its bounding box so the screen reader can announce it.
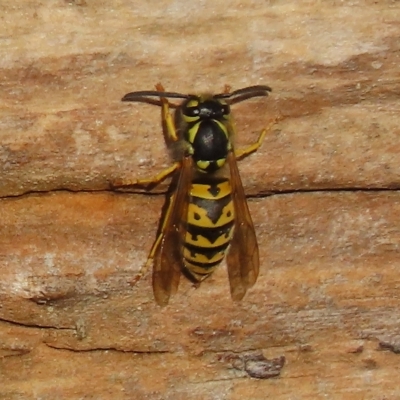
[226,151,260,301]
[152,156,193,306]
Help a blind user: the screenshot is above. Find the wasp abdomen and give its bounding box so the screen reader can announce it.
[183,179,234,281]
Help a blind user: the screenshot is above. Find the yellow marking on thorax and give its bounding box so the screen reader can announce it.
[214,119,229,138]
[187,122,200,144]
[216,158,226,168]
[196,160,210,170]
[195,158,226,171]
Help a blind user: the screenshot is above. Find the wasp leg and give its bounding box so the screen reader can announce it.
[155,83,179,142]
[132,192,175,285]
[235,118,278,159]
[111,162,180,188]
[112,83,181,189]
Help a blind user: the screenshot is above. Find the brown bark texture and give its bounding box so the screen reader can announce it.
[1,1,400,399]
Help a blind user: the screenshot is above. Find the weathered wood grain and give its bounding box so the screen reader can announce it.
[1,0,400,398]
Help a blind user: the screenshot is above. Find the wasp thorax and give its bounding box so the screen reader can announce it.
[190,120,229,169]
[182,97,231,173]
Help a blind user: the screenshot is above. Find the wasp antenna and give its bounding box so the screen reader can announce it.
[122,91,190,102]
[229,85,272,97]
[215,85,272,102]
[216,85,272,105]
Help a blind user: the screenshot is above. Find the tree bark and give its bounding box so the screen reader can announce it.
[1,1,400,398]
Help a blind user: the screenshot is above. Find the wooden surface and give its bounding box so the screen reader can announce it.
[1,1,400,399]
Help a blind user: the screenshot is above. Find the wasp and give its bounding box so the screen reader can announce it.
[117,83,272,306]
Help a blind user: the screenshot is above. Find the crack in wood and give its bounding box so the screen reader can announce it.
[43,342,172,354]
[0,317,75,331]
[0,186,400,201]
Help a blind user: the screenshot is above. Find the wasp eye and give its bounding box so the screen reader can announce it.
[184,107,200,117]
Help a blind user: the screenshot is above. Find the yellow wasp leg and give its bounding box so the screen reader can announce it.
[234,118,278,159]
[155,83,179,142]
[113,83,180,189]
[117,83,187,286]
[132,192,176,285]
[112,162,180,188]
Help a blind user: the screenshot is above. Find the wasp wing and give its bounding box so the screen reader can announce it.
[226,151,260,301]
[152,156,193,306]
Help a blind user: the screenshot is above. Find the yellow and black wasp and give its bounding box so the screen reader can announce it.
[117,83,272,306]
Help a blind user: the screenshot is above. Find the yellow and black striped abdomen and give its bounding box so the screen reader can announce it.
[183,178,234,282]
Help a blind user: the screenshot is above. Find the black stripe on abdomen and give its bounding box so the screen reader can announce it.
[183,179,234,281]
